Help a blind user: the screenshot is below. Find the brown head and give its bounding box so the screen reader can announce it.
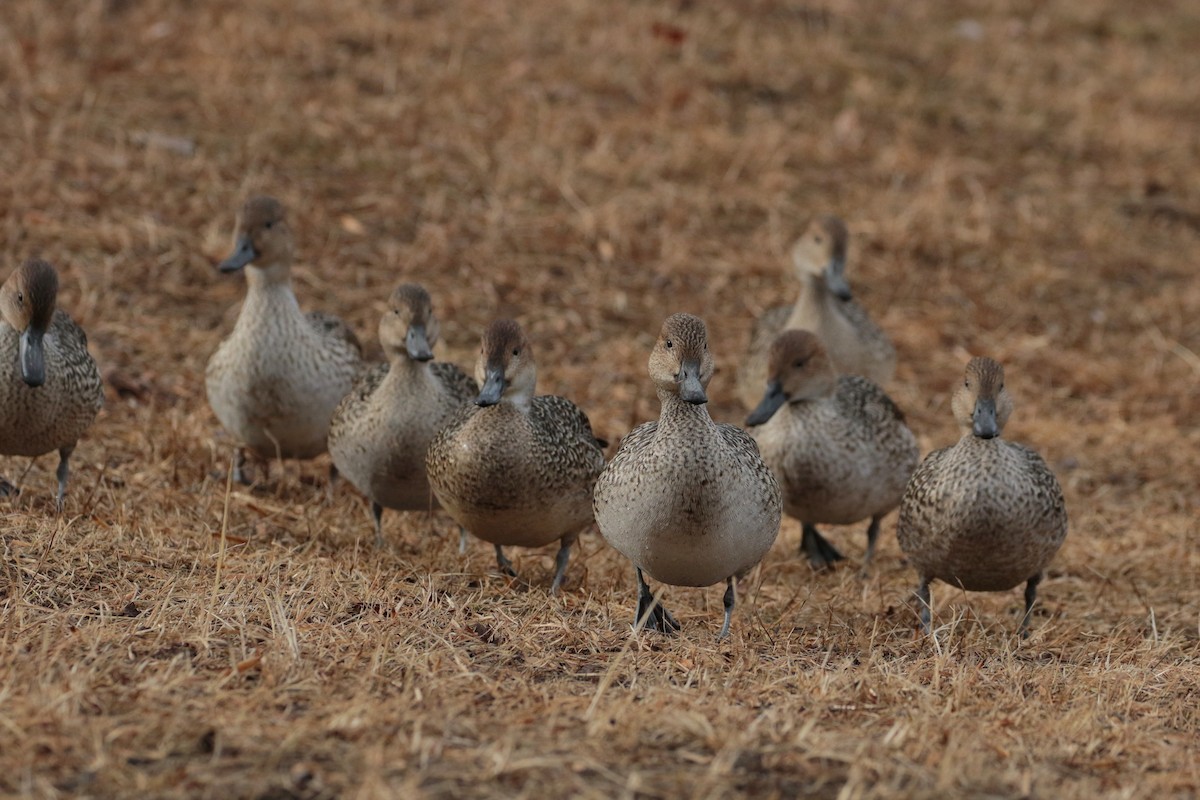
[649,313,714,405]
[218,196,294,277]
[379,284,437,363]
[474,319,536,408]
[951,357,1013,439]
[789,215,852,300]
[745,329,836,426]
[1,259,60,387]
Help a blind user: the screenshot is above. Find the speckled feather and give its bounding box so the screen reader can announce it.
[753,375,918,525]
[329,359,477,511]
[898,436,1068,592]
[426,394,605,548]
[0,308,102,458]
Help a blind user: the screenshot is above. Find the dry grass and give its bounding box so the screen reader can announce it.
[2,0,1199,797]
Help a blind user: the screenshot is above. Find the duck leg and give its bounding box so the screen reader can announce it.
[230,447,254,485]
[494,544,518,579]
[55,445,74,513]
[549,534,576,595]
[635,567,680,634]
[801,522,845,569]
[1019,572,1042,638]
[915,578,932,634]
[862,514,883,567]
[370,501,385,549]
[717,577,736,640]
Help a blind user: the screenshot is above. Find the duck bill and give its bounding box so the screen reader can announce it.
[745,381,787,426]
[405,325,434,361]
[678,359,708,405]
[475,367,507,407]
[825,257,852,300]
[19,327,46,388]
[973,397,998,439]
[218,236,257,273]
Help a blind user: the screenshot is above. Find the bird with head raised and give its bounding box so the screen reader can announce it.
[205,196,363,482]
[594,313,782,639]
[746,329,918,570]
[425,319,606,593]
[737,215,895,409]
[898,357,1068,636]
[0,258,103,509]
[329,284,478,548]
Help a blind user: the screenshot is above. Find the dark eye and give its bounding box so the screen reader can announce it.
[512,348,519,356]
[814,235,823,244]
[264,221,274,230]
[16,292,23,303]
[665,340,673,349]
[793,359,805,368]
[964,381,969,388]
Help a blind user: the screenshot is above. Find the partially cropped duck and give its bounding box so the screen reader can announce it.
[0,259,103,509]
[746,330,918,569]
[206,196,363,481]
[898,357,1068,636]
[737,215,895,408]
[329,284,477,547]
[594,313,782,639]
[425,320,606,593]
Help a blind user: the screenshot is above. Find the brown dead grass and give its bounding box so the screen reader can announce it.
[1,0,1199,797]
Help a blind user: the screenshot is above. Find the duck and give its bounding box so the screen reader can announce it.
[205,196,364,481]
[0,259,103,509]
[897,357,1068,636]
[745,329,919,569]
[736,215,895,408]
[425,319,606,593]
[329,284,478,548]
[594,313,782,639]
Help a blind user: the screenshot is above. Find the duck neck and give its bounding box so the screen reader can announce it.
[656,389,713,427]
[238,264,302,328]
[784,272,831,330]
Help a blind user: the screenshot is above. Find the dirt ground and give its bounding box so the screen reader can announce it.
[1,1,1198,797]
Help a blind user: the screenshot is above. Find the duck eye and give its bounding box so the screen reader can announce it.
[793,359,805,368]
[665,339,673,349]
[512,348,519,356]
[814,235,823,244]
[16,291,23,304]
[264,221,274,230]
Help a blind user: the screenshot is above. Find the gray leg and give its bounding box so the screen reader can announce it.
[55,445,74,512]
[635,567,679,634]
[863,514,882,567]
[458,526,469,555]
[231,447,250,485]
[718,577,735,640]
[371,501,385,549]
[494,544,517,578]
[916,578,932,634]
[801,522,845,569]
[1020,572,1042,638]
[549,537,573,595]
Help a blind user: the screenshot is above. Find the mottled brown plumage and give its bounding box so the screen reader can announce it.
[329,284,477,547]
[0,259,103,509]
[205,196,364,474]
[425,319,605,593]
[747,330,918,569]
[898,357,1068,635]
[594,313,782,638]
[737,215,895,408]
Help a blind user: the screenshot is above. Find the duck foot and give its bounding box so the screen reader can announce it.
[635,568,680,634]
[801,523,845,570]
[494,544,518,579]
[0,476,18,498]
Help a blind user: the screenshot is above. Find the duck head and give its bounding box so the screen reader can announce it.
[475,319,536,408]
[649,313,714,405]
[219,196,294,281]
[952,357,1013,439]
[1,259,59,387]
[790,215,851,300]
[746,329,837,426]
[380,284,437,363]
